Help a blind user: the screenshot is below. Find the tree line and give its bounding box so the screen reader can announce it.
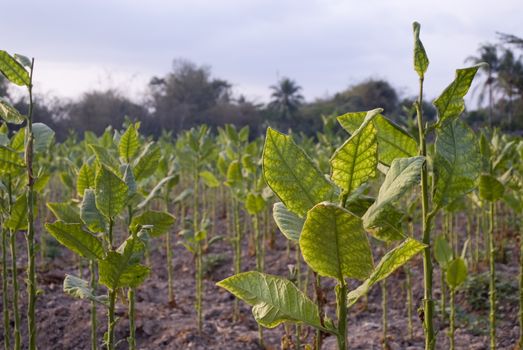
[1,33,522,140]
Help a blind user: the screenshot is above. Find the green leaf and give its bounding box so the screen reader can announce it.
[330,109,379,195]
[0,145,24,174]
[345,194,375,217]
[478,174,504,202]
[433,64,483,124]
[47,202,82,223]
[337,112,417,166]
[45,221,104,260]
[412,22,429,78]
[118,124,140,163]
[245,193,266,215]
[99,237,150,290]
[433,120,481,208]
[80,189,106,232]
[217,272,327,331]
[5,194,37,232]
[89,144,119,173]
[33,123,55,153]
[133,144,161,181]
[10,128,25,152]
[136,175,175,210]
[77,163,95,197]
[131,210,175,237]
[446,258,467,289]
[0,50,30,86]
[63,275,107,306]
[95,166,128,219]
[263,128,336,217]
[272,202,304,241]
[199,170,220,188]
[0,99,25,124]
[362,157,424,241]
[300,202,373,281]
[13,54,31,68]
[225,160,242,188]
[347,237,426,306]
[434,235,453,268]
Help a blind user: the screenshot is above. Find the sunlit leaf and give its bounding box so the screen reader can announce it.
[45,221,104,260]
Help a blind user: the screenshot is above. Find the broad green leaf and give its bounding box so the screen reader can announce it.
[13,54,31,68]
[47,202,82,223]
[338,113,417,165]
[80,189,106,232]
[362,157,424,241]
[63,275,107,306]
[133,144,161,181]
[478,174,504,201]
[263,128,335,217]
[89,144,119,172]
[0,50,30,86]
[412,22,429,78]
[347,237,425,306]
[272,202,304,241]
[99,237,150,290]
[446,258,467,289]
[217,272,327,331]
[0,99,25,124]
[95,166,128,219]
[34,173,51,193]
[330,109,378,195]
[345,194,375,217]
[245,193,266,215]
[5,194,36,232]
[434,235,453,268]
[0,145,24,174]
[118,124,140,162]
[433,64,483,124]
[123,164,137,196]
[131,210,175,237]
[433,120,480,208]
[77,163,95,197]
[225,160,242,188]
[33,123,55,153]
[10,128,25,152]
[199,170,220,188]
[45,221,104,260]
[300,202,373,281]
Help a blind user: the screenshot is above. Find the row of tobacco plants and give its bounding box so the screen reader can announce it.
[1,22,523,349]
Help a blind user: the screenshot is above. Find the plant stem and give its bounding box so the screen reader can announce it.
[107,289,117,350]
[253,213,264,347]
[405,265,413,340]
[449,288,455,350]
[165,194,175,306]
[89,260,98,350]
[9,229,21,350]
[489,201,496,350]
[1,225,10,350]
[128,288,136,350]
[336,280,348,350]
[416,76,435,350]
[381,278,388,349]
[441,267,446,324]
[25,58,37,350]
[314,273,325,350]
[232,196,241,321]
[193,171,203,333]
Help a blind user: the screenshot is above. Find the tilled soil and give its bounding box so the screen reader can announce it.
[0,218,520,349]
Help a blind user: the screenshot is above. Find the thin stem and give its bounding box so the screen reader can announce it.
[381,278,388,349]
[489,201,496,350]
[107,289,117,350]
[336,280,348,350]
[89,260,98,350]
[449,288,455,350]
[128,288,136,350]
[10,230,21,350]
[416,77,435,350]
[25,57,37,350]
[1,226,10,350]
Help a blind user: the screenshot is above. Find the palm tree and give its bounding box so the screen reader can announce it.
[497,48,523,125]
[269,77,304,123]
[467,43,501,127]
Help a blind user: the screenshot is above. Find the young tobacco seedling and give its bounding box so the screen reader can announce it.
[45,123,175,350]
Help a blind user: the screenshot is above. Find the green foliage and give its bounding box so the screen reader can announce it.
[479,174,505,201]
[413,22,429,78]
[118,123,140,163]
[263,127,335,217]
[0,145,24,174]
[45,222,104,260]
[0,50,30,86]
[434,235,453,268]
[300,202,373,281]
[131,210,175,237]
[63,275,107,306]
[217,272,329,331]
[0,99,25,124]
[446,258,468,289]
[95,165,128,219]
[272,202,304,241]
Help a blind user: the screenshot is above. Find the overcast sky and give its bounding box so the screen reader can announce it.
[1,0,521,106]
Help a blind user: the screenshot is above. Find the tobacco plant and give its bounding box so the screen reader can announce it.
[219,108,427,349]
[45,123,175,350]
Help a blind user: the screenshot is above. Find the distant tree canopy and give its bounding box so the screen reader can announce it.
[2,31,523,140]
